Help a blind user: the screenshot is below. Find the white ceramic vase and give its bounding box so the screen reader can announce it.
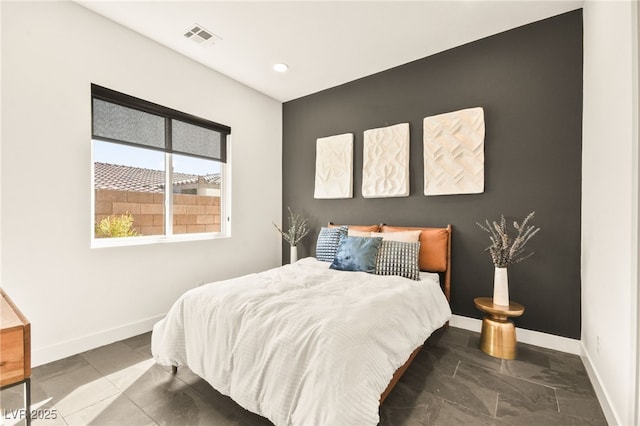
[493,267,510,306]
[290,245,298,264]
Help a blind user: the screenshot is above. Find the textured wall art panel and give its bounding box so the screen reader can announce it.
[362,123,410,198]
[423,107,485,196]
[314,133,354,199]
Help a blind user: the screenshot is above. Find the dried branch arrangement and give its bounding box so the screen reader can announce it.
[273,207,309,246]
[476,211,540,268]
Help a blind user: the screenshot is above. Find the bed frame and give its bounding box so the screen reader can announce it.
[377,224,452,403]
[171,224,453,406]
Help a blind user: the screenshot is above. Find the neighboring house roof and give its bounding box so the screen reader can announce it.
[94,162,220,193]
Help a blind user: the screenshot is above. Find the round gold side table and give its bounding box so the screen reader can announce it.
[473,297,525,360]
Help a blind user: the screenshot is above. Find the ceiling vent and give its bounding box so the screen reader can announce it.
[184,24,221,45]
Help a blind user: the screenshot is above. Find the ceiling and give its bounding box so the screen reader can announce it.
[76,1,583,102]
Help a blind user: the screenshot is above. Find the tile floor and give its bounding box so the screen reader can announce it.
[0,327,607,425]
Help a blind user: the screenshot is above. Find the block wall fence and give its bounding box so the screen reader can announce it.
[95,189,221,236]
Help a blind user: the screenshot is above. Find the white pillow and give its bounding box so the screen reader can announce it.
[348,229,372,237]
[371,230,421,243]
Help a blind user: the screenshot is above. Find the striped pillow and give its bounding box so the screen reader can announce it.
[375,240,421,280]
[316,226,348,262]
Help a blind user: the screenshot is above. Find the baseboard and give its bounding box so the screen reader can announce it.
[34,314,581,366]
[449,314,582,355]
[32,314,165,367]
[580,342,621,426]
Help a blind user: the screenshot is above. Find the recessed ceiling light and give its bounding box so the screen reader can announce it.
[273,63,289,73]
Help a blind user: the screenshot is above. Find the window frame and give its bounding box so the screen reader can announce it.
[90,84,231,248]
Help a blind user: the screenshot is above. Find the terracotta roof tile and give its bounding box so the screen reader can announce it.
[94,162,220,193]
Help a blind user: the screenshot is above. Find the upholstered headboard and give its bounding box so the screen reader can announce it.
[327,222,452,302]
[328,223,381,233]
[381,225,452,302]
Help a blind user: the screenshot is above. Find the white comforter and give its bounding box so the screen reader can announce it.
[151,257,451,426]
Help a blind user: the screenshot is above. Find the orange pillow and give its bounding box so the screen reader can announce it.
[380,225,449,272]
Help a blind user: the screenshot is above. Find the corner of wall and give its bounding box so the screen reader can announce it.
[631,1,639,424]
[580,342,622,426]
[582,1,638,425]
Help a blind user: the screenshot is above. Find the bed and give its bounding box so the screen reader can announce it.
[151,224,452,426]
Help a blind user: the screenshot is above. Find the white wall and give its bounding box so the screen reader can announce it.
[0,1,3,295]
[582,1,639,425]
[635,1,640,421]
[0,1,282,365]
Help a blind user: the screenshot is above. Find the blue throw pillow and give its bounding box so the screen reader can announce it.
[330,236,383,273]
[316,226,348,262]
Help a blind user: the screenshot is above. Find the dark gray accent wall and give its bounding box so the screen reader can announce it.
[282,10,583,339]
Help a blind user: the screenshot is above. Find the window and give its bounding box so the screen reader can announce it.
[91,84,231,246]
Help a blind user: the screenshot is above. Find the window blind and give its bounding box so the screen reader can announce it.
[91,84,230,163]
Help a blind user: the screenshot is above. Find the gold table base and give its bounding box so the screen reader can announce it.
[480,317,518,359]
[474,297,525,360]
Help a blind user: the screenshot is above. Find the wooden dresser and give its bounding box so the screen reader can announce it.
[1,288,31,425]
